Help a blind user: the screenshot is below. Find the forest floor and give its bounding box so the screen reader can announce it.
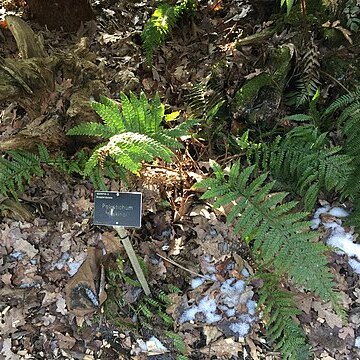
[1,0,360,359]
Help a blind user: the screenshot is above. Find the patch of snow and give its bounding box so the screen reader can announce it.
[348,258,360,275]
[238,313,253,323]
[198,295,217,313]
[225,308,236,317]
[220,279,246,307]
[312,205,360,275]
[328,207,349,217]
[205,312,223,323]
[148,336,168,352]
[209,273,217,281]
[311,218,321,230]
[9,251,25,260]
[323,221,341,230]
[180,259,257,334]
[233,280,245,292]
[51,252,70,271]
[68,261,83,276]
[179,306,198,323]
[136,339,148,352]
[19,282,39,288]
[220,278,235,293]
[311,206,331,229]
[327,229,360,260]
[241,268,250,277]
[246,300,257,315]
[314,206,331,218]
[191,277,205,289]
[355,337,360,348]
[229,322,250,337]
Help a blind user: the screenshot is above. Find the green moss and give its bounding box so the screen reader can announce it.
[271,46,292,83]
[233,46,292,124]
[234,73,272,111]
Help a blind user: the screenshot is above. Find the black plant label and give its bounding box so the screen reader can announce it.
[94,191,142,227]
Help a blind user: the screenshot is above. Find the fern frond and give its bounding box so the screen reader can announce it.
[68,92,196,187]
[0,149,44,197]
[321,87,360,229]
[258,274,310,360]
[138,303,153,319]
[91,96,126,133]
[142,3,177,63]
[158,311,174,326]
[194,161,338,303]
[287,40,320,107]
[195,162,342,357]
[165,331,188,354]
[186,77,224,119]
[37,143,51,162]
[141,0,196,63]
[67,122,116,138]
[322,87,360,117]
[266,126,353,210]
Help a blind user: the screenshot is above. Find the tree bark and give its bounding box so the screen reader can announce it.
[0,16,107,151]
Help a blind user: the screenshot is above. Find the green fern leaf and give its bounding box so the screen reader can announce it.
[142,4,177,62]
[258,274,310,360]
[67,122,116,138]
[151,93,165,131]
[68,92,196,187]
[0,150,44,197]
[194,161,338,303]
[91,96,126,133]
[321,87,360,230]
[266,126,353,210]
[141,1,195,63]
[322,87,360,117]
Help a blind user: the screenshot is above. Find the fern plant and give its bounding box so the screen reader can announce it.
[0,147,47,198]
[322,86,360,227]
[265,125,353,211]
[142,0,196,63]
[258,273,310,360]
[194,160,340,359]
[186,76,225,119]
[287,40,320,107]
[67,92,197,189]
[0,144,86,198]
[105,255,188,358]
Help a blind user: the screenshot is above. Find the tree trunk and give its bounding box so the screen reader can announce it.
[0,16,107,151]
[26,0,95,32]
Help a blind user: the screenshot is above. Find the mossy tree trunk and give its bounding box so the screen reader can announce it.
[0,15,107,152]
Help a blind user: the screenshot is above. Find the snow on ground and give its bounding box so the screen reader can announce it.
[179,259,257,339]
[311,204,360,274]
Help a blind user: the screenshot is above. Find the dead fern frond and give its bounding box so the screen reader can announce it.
[287,38,320,107]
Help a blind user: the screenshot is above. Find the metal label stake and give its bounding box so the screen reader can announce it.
[94,191,150,295]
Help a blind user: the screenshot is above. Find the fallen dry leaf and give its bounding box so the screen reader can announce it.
[13,238,38,259]
[203,325,223,345]
[0,338,21,360]
[56,294,68,315]
[65,247,106,317]
[200,337,243,357]
[313,301,343,329]
[338,326,354,340]
[1,306,26,337]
